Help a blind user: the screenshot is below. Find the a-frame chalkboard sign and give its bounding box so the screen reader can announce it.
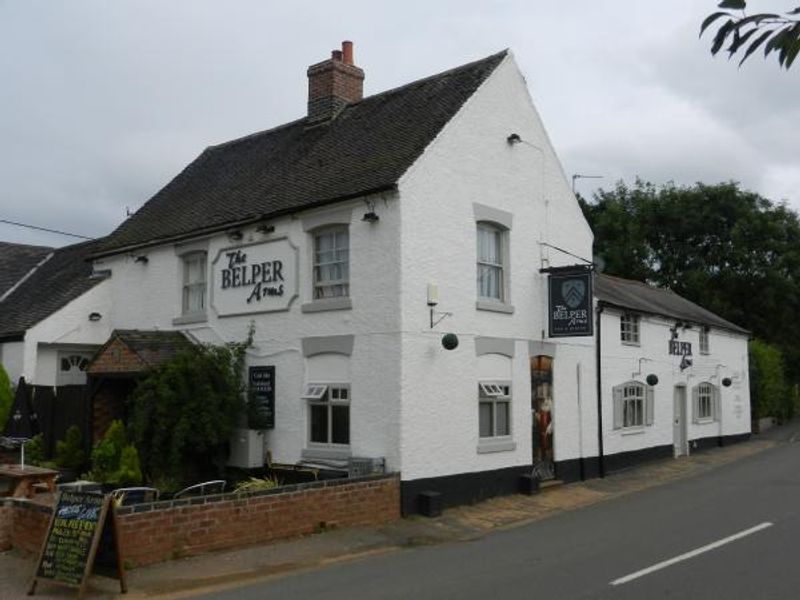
[29,491,127,598]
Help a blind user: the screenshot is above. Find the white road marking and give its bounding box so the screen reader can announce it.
[611,522,773,586]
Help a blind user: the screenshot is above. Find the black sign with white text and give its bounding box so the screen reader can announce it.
[548,269,593,337]
[248,366,275,430]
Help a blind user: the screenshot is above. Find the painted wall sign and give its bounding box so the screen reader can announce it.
[211,239,298,316]
[548,269,593,337]
[248,366,275,430]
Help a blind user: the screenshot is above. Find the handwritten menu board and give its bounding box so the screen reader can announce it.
[29,491,126,597]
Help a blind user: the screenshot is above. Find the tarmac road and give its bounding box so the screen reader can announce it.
[196,426,800,600]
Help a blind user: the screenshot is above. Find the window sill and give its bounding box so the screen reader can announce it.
[621,426,646,436]
[476,300,515,314]
[477,438,517,454]
[695,417,715,425]
[172,312,207,325]
[621,340,641,347]
[301,297,353,313]
[302,446,352,461]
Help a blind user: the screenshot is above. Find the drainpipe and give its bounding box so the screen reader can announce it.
[595,303,605,478]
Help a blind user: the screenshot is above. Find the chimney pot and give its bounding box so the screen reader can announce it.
[342,40,354,65]
[307,40,364,123]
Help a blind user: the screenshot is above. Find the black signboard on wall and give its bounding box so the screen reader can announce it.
[248,366,275,430]
[547,268,594,337]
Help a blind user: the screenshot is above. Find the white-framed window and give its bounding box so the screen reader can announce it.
[478,381,511,438]
[693,382,718,422]
[612,381,654,429]
[304,383,350,446]
[182,252,207,315]
[620,313,640,345]
[313,226,349,300]
[477,223,507,302]
[57,353,92,386]
[699,327,710,355]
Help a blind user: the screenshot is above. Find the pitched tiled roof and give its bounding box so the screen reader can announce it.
[115,330,194,367]
[595,274,748,334]
[0,240,103,340]
[0,242,53,298]
[94,50,508,257]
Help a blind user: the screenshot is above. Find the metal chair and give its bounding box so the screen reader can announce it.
[173,480,226,499]
[111,486,160,506]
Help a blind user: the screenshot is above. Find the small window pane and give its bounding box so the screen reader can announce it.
[331,405,350,444]
[479,402,493,437]
[310,404,328,443]
[302,384,328,400]
[496,401,510,436]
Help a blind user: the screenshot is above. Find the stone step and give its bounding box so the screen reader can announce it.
[539,479,565,491]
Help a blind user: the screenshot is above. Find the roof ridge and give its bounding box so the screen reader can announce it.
[205,49,508,152]
[347,49,508,108]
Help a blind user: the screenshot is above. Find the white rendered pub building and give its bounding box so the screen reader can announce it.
[77,42,750,513]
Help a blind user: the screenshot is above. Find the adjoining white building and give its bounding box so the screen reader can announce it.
[594,275,751,476]
[4,42,750,513]
[0,241,111,389]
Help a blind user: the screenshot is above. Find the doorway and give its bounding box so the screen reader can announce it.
[531,355,554,479]
[673,385,688,457]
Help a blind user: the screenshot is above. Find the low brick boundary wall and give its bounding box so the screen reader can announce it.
[3,474,400,567]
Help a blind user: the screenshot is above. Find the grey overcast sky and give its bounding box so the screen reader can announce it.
[1,1,798,248]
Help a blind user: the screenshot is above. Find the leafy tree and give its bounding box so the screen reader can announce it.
[583,180,800,381]
[0,364,12,433]
[89,420,137,483]
[749,339,789,420]
[701,1,800,68]
[128,333,251,486]
[55,425,86,470]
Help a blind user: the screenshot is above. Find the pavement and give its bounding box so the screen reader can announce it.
[2,422,794,600]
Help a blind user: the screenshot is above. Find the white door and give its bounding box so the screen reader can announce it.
[673,385,688,457]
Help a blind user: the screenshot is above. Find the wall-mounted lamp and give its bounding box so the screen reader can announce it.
[256,223,275,235]
[507,133,522,145]
[228,229,244,241]
[134,255,148,264]
[88,312,102,322]
[646,374,659,386]
[362,199,379,223]
[722,377,732,387]
[427,283,452,328]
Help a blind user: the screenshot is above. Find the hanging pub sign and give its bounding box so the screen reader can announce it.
[668,340,693,356]
[248,366,275,430]
[211,239,298,316]
[547,267,593,337]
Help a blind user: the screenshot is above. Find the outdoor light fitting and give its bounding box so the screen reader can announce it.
[256,223,275,234]
[228,229,244,241]
[88,312,102,322]
[134,255,148,264]
[507,133,521,145]
[362,199,379,223]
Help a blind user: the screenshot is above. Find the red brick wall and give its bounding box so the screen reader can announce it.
[87,338,145,375]
[0,504,11,551]
[6,475,400,567]
[118,475,400,566]
[9,501,51,555]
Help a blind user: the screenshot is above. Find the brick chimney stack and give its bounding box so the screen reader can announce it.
[307,40,364,123]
